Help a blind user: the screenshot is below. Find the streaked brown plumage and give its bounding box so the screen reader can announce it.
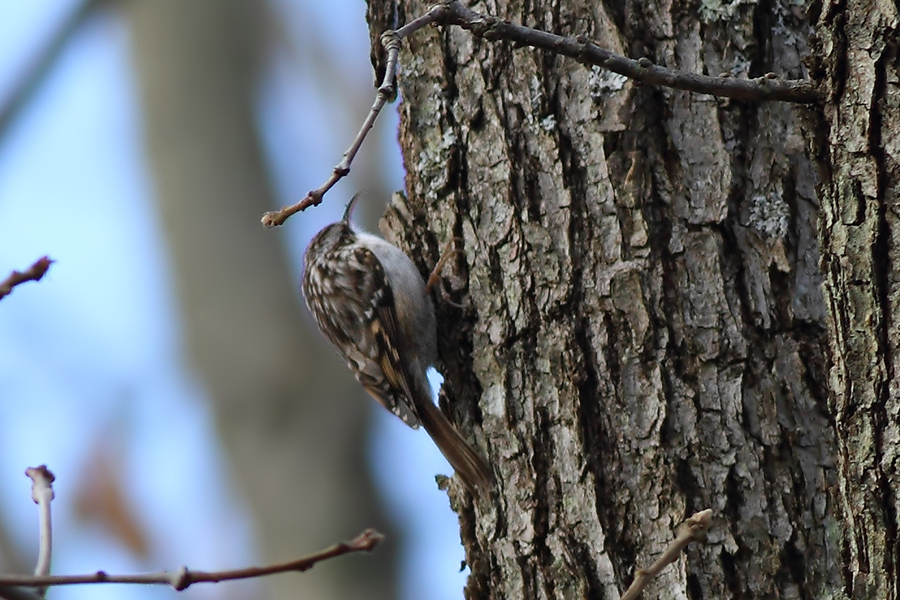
[302,197,493,494]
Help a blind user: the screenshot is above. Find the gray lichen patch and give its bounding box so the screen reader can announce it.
[747,192,790,239]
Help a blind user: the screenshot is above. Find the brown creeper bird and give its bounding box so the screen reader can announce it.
[301,196,493,494]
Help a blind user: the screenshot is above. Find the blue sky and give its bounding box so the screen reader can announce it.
[0,1,467,599]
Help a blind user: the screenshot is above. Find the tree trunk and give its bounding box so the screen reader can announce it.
[128,2,397,599]
[811,0,900,597]
[366,0,862,597]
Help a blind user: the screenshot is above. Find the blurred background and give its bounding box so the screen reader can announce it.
[0,1,468,599]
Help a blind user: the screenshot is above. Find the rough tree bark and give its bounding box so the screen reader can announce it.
[811,0,900,597]
[361,0,894,597]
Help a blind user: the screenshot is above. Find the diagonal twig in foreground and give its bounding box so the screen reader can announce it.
[0,529,383,592]
[260,6,448,227]
[620,509,713,600]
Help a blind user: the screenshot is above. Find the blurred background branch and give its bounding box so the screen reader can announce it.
[0,1,467,599]
[126,2,395,598]
[0,0,110,144]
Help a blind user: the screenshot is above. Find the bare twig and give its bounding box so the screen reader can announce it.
[424,238,459,295]
[24,467,55,597]
[260,5,450,227]
[0,470,58,600]
[0,257,53,301]
[260,0,818,228]
[620,509,713,600]
[441,1,818,103]
[0,529,384,591]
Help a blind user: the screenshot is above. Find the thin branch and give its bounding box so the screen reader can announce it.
[442,1,819,103]
[424,237,459,295]
[260,0,818,228]
[260,4,451,227]
[620,509,713,600]
[0,529,384,591]
[0,257,53,301]
[24,467,55,598]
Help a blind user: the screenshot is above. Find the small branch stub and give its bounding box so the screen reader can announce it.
[620,509,713,600]
[25,466,56,598]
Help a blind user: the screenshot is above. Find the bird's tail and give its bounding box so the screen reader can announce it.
[414,398,494,495]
